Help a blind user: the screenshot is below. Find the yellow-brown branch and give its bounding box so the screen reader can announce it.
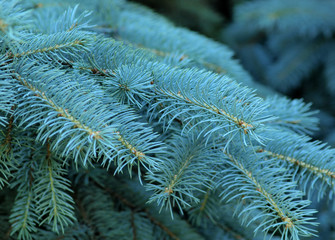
[164,155,193,194]
[15,73,147,161]
[115,131,145,160]
[160,89,253,134]
[13,39,84,58]
[261,149,335,180]
[15,74,103,140]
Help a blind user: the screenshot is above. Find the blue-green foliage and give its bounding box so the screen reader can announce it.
[218,142,317,238]
[262,131,335,201]
[0,0,334,240]
[0,0,31,42]
[9,147,39,239]
[146,132,218,215]
[263,96,319,135]
[224,0,335,99]
[324,45,335,93]
[224,0,335,158]
[232,0,335,38]
[104,64,154,108]
[0,57,15,127]
[12,31,92,64]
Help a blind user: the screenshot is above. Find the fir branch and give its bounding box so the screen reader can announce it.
[263,149,335,183]
[145,211,180,240]
[151,67,271,145]
[131,210,137,240]
[263,96,319,134]
[31,222,93,240]
[9,147,38,240]
[82,37,264,137]
[218,147,316,239]
[13,70,103,139]
[9,31,92,64]
[0,57,16,126]
[187,186,223,225]
[114,131,145,161]
[214,222,248,240]
[78,182,135,239]
[103,64,154,108]
[0,0,32,41]
[0,112,16,190]
[34,142,75,234]
[259,131,335,200]
[199,189,210,213]
[91,173,204,240]
[188,188,258,240]
[155,87,253,133]
[139,44,239,76]
[2,112,14,153]
[0,154,12,189]
[1,1,334,239]
[13,38,84,59]
[12,61,163,172]
[32,5,92,34]
[146,133,217,215]
[112,1,254,86]
[224,152,295,229]
[72,192,95,234]
[10,187,36,240]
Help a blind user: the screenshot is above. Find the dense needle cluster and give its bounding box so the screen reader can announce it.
[0,0,334,239]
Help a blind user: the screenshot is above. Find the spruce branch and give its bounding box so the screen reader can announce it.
[0,57,16,126]
[146,133,218,215]
[34,141,75,234]
[260,131,335,200]
[103,64,154,108]
[263,96,319,134]
[0,0,32,41]
[151,67,272,146]
[9,149,38,240]
[1,0,334,239]
[86,171,205,240]
[8,31,92,65]
[12,61,163,172]
[112,1,253,86]
[0,114,15,190]
[187,186,222,225]
[218,147,317,239]
[32,4,92,34]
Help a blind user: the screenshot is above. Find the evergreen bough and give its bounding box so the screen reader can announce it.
[0,0,334,239]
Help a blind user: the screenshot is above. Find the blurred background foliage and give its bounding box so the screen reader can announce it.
[130,0,226,39]
[131,0,335,147]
